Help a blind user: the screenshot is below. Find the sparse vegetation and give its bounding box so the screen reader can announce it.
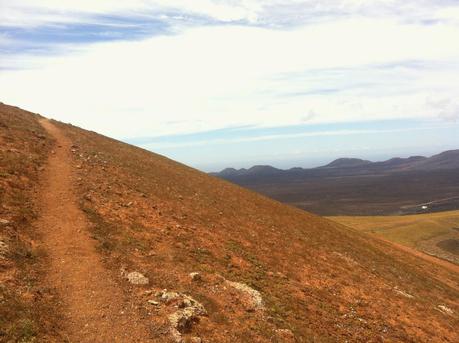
[52,112,459,342]
[1,103,458,342]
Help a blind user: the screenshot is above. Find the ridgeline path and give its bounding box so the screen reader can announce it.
[37,119,151,342]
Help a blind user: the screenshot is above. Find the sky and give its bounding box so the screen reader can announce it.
[1,1,459,171]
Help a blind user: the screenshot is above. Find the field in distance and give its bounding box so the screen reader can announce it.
[329,210,459,265]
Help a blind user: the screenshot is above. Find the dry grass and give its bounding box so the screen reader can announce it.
[329,210,459,265]
[329,210,459,247]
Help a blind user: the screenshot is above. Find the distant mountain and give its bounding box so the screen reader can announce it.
[213,150,459,177]
[320,158,372,169]
[212,149,459,215]
[412,150,459,170]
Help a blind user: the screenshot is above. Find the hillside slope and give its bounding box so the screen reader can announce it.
[1,103,458,342]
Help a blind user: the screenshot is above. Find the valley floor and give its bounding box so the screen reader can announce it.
[329,210,459,266]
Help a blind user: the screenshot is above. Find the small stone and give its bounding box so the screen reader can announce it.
[126,271,149,285]
[147,300,159,306]
[0,219,10,225]
[438,305,454,315]
[0,241,9,257]
[189,272,202,281]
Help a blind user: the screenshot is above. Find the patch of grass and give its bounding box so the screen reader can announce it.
[329,210,459,248]
[0,287,38,342]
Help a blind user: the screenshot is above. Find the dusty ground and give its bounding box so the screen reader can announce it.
[1,103,459,342]
[36,119,152,342]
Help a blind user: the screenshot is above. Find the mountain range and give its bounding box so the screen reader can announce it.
[212,150,459,215]
[213,150,459,178]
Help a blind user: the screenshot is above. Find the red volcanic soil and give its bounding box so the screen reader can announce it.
[1,102,458,342]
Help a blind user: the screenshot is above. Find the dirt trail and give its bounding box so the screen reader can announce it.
[37,119,151,342]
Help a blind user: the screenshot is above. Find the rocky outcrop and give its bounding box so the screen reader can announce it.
[155,290,207,343]
[225,280,264,311]
[126,271,149,285]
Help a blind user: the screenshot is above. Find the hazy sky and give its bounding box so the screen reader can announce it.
[1,1,459,171]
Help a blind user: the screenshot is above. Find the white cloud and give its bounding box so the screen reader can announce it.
[142,125,450,150]
[1,2,459,138]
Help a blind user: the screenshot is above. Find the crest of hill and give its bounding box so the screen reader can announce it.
[412,150,459,170]
[1,103,458,342]
[320,157,372,169]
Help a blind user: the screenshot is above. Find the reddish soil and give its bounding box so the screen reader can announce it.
[1,103,458,342]
[36,119,151,342]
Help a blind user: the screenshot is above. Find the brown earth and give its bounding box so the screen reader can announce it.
[36,119,152,342]
[1,102,459,342]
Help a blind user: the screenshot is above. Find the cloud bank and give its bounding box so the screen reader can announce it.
[1,1,459,140]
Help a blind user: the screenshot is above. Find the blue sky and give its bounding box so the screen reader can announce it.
[1,1,459,171]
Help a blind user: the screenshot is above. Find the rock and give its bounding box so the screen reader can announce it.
[158,290,207,343]
[225,280,264,311]
[438,305,454,315]
[0,240,9,257]
[157,290,181,303]
[147,300,159,306]
[126,271,149,285]
[169,304,206,333]
[189,272,202,281]
[0,219,10,225]
[394,287,414,299]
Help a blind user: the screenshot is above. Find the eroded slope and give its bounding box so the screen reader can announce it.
[53,119,459,342]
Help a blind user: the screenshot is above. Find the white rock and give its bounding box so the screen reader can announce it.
[394,287,414,299]
[0,219,10,225]
[126,271,149,285]
[163,291,207,343]
[225,280,264,310]
[438,305,454,315]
